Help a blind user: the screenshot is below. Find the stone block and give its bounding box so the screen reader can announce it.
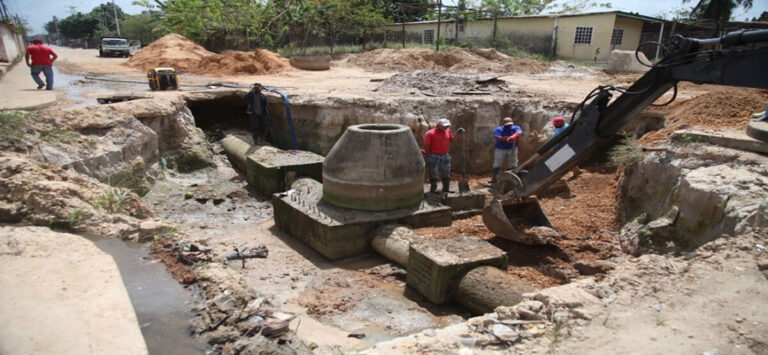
[246,146,324,197]
[273,181,451,260]
[423,183,486,217]
[407,236,507,304]
[605,50,650,74]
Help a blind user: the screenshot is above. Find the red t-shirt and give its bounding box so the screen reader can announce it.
[26,45,56,66]
[424,127,454,155]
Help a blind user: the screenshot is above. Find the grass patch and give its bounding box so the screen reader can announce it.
[94,187,133,213]
[51,209,87,230]
[0,110,27,140]
[40,128,79,144]
[609,135,645,167]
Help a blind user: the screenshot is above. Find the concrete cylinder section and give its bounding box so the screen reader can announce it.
[371,224,427,266]
[451,266,532,315]
[323,124,425,210]
[221,135,252,173]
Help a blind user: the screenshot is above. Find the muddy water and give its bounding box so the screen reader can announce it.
[55,70,147,108]
[88,237,207,354]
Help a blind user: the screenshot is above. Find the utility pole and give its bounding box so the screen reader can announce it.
[0,0,9,21]
[112,0,121,36]
[436,0,442,52]
[67,6,78,15]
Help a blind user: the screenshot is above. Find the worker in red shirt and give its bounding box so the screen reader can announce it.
[25,39,58,90]
[424,118,465,193]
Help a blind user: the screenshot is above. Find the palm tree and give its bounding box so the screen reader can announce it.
[683,0,754,36]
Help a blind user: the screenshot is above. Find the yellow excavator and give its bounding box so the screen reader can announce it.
[483,29,768,244]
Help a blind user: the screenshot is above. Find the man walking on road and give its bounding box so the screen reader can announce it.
[424,118,465,193]
[490,117,522,183]
[25,39,58,90]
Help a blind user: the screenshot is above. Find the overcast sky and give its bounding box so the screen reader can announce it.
[7,0,767,35]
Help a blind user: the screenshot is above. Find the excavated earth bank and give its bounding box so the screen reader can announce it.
[2,45,767,353]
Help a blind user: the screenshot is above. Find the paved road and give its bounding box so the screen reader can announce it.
[0,60,58,110]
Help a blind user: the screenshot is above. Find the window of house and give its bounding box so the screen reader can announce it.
[458,22,465,33]
[385,31,394,42]
[423,29,435,44]
[611,28,624,45]
[574,26,593,45]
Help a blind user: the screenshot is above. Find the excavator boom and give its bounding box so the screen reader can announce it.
[485,29,768,244]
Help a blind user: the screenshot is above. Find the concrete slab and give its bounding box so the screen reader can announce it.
[0,62,57,110]
[246,146,324,197]
[273,179,451,260]
[746,120,768,142]
[671,129,768,154]
[0,226,148,354]
[423,183,486,217]
[407,236,507,304]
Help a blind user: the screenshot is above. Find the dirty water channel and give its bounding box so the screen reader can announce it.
[86,236,207,354]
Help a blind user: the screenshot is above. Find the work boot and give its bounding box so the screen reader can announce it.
[429,179,438,193]
[442,179,453,193]
[490,168,500,183]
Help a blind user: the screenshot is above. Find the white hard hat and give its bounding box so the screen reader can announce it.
[437,118,451,127]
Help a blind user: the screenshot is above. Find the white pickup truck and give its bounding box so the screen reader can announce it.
[99,36,131,58]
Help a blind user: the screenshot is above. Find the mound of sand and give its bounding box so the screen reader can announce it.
[126,33,288,75]
[346,47,548,73]
[640,87,768,143]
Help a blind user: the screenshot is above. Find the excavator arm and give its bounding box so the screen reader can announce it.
[484,30,768,244]
[499,29,768,198]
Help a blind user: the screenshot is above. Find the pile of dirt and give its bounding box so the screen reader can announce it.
[347,47,548,73]
[641,87,768,143]
[126,33,288,75]
[375,70,513,95]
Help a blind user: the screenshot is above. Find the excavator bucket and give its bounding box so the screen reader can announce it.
[482,198,557,245]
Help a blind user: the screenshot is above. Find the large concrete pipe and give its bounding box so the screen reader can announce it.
[221,135,254,173]
[322,124,425,210]
[451,266,533,315]
[371,224,427,266]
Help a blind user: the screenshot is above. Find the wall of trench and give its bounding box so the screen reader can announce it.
[618,146,768,253]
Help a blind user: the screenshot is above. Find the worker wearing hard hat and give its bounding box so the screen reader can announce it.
[552,116,568,135]
[490,117,522,183]
[424,118,465,193]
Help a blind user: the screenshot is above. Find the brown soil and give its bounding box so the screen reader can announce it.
[151,239,197,284]
[346,47,548,73]
[126,33,289,75]
[415,166,622,288]
[640,86,768,143]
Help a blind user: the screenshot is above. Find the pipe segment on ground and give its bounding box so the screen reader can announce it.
[371,224,427,266]
[372,225,529,315]
[451,266,532,315]
[322,124,425,211]
[221,135,253,173]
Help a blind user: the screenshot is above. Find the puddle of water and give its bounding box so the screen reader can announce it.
[88,237,207,355]
[55,69,147,108]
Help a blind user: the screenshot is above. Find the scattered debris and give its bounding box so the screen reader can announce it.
[225,244,269,268]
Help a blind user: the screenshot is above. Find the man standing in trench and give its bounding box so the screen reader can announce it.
[25,39,58,90]
[424,118,465,193]
[490,117,522,183]
[245,83,270,144]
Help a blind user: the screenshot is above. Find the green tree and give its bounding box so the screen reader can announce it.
[89,2,127,37]
[752,10,767,21]
[683,0,753,35]
[44,16,59,35]
[58,12,99,39]
[121,13,160,45]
